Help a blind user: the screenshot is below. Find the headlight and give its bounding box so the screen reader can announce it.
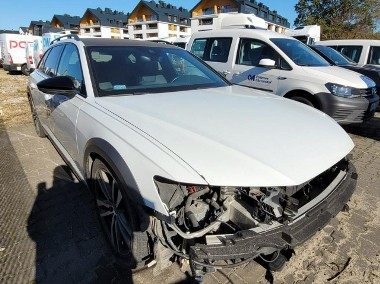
[325,83,360,98]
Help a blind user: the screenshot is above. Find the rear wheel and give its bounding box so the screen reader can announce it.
[91,158,150,269]
[21,64,29,76]
[290,96,316,108]
[28,95,46,138]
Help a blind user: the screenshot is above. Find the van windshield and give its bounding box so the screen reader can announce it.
[271,38,329,67]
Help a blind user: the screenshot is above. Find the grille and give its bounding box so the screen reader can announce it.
[359,87,376,97]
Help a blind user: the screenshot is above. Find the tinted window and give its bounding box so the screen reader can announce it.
[313,45,354,66]
[42,45,64,76]
[190,38,232,62]
[87,45,228,97]
[236,38,279,66]
[336,45,362,63]
[368,46,380,65]
[37,48,51,71]
[57,44,83,92]
[271,38,329,67]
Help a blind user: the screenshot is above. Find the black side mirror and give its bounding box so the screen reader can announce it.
[37,76,76,97]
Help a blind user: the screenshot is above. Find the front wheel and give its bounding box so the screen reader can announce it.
[21,64,29,76]
[91,158,150,269]
[28,95,46,138]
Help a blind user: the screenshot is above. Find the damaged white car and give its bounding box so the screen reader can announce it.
[27,35,357,280]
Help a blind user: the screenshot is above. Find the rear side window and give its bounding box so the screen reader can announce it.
[190,37,232,63]
[336,45,362,63]
[40,45,64,76]
[368,46,380,65]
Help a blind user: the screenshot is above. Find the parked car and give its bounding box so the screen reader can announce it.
[316,39,380,67]
[310,45,380,95]
[187,29,379,124]
[28,35,357,279]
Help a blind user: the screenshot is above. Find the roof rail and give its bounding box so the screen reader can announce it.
[51,34,80,44]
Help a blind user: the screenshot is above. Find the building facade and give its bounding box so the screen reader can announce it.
[80,8,129,39]
[191,0,290,33]
[127,0,191,40]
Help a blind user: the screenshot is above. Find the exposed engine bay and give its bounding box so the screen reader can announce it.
[151,158,356,279]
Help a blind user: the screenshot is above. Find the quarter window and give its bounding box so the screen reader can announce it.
[41,45,64,76]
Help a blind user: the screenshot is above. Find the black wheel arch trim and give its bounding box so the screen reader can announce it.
[84,138,173,224]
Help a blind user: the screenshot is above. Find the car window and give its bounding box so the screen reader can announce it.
[236,38,279,66]
[41,45,64,77]
[57,44,83,92]
[190,37,232,62]
[37,48,51,71]
[87,45,229,96]
[335,45,362,63]
[313,45,353,66]
[368,46,380,65]
[271,38,329,67]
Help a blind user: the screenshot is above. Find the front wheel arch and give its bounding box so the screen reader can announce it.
[284,90,321,110]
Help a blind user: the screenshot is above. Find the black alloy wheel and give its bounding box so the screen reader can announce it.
[28,95,46,138]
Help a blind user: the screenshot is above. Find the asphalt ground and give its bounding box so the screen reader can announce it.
[0,70,379,283]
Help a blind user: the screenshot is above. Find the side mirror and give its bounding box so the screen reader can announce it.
[259,59,276,68]
[37,76,76,97]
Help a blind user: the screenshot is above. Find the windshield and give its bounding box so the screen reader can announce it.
[313,45,355,66]
[87,45,228,96]
[271,38,329,67]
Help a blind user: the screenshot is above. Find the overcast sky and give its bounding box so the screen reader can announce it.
[0,0,299,31]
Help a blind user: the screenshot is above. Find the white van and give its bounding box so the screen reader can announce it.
[33,38,43,67]
[187,29,379,124]
[2,34,40,74]
[316,39,380,67]
[25,42,35,74]
[285,25,321,45]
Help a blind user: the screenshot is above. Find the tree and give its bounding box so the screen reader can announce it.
[294,0,380,39]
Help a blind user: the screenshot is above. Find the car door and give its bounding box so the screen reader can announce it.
[30,45,64,130]
[48,43,86,165]
[230,38,279,93]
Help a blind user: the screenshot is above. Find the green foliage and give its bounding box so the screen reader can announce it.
[294,0,380,40]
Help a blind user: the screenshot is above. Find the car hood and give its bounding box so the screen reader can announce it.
[95,85,354,187]
[301,66,375,88]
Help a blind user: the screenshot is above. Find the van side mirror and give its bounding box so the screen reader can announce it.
[37,76,76,97]
[259,59,276,68]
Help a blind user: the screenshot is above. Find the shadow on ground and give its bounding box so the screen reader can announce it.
[343,116,380,141]
[27,165,137,283]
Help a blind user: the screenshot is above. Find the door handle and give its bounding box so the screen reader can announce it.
[277,76,287,80]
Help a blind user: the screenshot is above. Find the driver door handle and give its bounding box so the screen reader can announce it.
[277,76,287,80]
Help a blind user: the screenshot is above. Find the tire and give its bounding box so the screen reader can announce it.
[21,64,29,76]
[91,158,150,269]
[290,96,316,108]
[28,95,46,138]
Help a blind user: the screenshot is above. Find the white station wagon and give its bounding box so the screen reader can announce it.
[27,35,357,279]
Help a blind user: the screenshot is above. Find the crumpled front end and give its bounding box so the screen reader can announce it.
[151,157,357,278]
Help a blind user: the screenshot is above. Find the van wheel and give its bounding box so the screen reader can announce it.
[21,64,29,76]
[91,158,150,269]
[290,96,316,108]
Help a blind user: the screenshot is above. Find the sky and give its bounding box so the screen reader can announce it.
[0,0,299,31]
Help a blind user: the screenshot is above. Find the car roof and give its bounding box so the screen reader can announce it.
[317,39,380,46]
[191,28,292,41]
[58,37,181,49]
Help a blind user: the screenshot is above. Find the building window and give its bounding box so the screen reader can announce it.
[173,16,177,22]
[168,15,172,21]
[94,27,101,32]
[147,33,158,38]
[135,34,143,39]
[204,8,214,15]
[180,26,187,32]
[260,11,267,18]
[134,25,142,30]
[199,18,213,25]
[148,23,157,29]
